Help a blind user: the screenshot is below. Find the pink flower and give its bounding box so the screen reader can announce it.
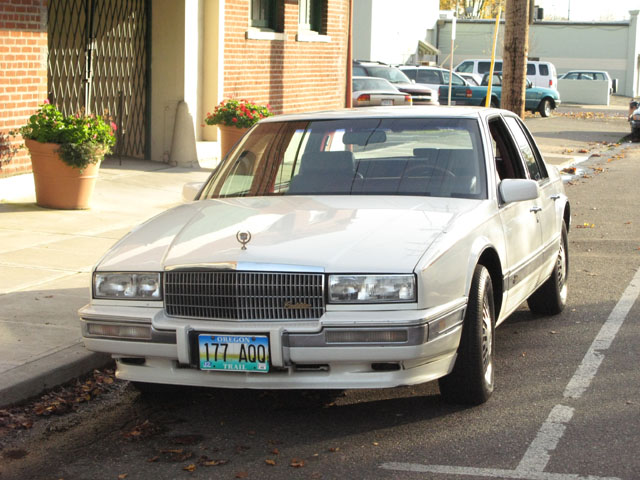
[43,98,50,104]
[110,121,117,131]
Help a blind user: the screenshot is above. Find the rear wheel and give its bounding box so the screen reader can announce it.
[539,98,552,117]
[528,222,569,315]
[439,265,495,405]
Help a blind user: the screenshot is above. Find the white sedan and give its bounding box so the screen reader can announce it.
[80,106,570,405]
[352,76,412,107]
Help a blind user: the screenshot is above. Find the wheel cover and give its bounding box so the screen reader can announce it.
[544,101,551,116]
[557,239,568,303]
[481,295,493,385]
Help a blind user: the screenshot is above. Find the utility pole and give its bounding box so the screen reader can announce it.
[501,0,529,118]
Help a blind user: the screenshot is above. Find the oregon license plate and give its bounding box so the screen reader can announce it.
[381,99,393,106]
[198,334,269,373]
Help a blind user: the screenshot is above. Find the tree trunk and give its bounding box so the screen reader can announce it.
[501,0,529,118]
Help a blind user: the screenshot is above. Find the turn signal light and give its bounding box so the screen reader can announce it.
[404,95,412,104]
[87,322,152,340]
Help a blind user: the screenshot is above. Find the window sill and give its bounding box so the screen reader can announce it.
[296,31,331,43]
[245,29,285,41]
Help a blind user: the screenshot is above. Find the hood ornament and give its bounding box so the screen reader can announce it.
[236,230,252,250]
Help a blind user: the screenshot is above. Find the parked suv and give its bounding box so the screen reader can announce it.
[353,60,438,105]
[397,65,469,91]
[454,59,558,90]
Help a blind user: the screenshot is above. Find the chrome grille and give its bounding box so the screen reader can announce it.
[164,271,325,320]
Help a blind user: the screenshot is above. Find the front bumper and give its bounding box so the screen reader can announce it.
[80,301,465,389]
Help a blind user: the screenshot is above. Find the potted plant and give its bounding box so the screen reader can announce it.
[13,100,116,209]
[204,99,272,158]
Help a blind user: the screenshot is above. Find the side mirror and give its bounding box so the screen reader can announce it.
[499,178,539,203]
[182,182,204,202]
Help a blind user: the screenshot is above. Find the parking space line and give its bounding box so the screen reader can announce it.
[381,267,640,480]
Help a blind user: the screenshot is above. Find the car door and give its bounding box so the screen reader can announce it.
[488,115,544,313]
[504,116,559,282]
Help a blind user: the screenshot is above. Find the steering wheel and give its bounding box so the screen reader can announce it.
[404,164,456,178]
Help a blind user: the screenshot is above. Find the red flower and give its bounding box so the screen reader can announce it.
[232,118,238,123]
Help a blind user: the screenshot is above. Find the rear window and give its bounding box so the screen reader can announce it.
[527,63,536,75]
[201,118,487,200]
[401,68,417,81]
[455,61,474,73]
[539,64,549,76]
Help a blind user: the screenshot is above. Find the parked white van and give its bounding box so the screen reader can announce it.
[454,59,558,90]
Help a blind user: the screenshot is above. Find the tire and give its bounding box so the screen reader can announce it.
[490,98,499,108]
[439,265,495,405]
[528,222,569,315]
[539,98,552,117]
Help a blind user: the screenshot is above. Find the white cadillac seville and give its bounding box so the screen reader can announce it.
[80,106,570,405]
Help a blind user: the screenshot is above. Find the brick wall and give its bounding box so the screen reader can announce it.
[223,0,349,115]
[0,0,48,178]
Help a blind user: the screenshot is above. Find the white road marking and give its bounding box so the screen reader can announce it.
[564,267,640,399]
[381,267,640,480]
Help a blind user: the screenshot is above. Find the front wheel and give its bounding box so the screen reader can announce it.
[528,222,569,315]
[439,265,495,405]
[539,98,552,117]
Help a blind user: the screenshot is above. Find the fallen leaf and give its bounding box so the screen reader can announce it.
[328,447,340,452]
[265,459,276,466]
[147,456,159,463]
[578,148,588,153]
[561,167,576,174]
[202,459,228,467]
[118,475,128,480]
[372,442,379,446]
[550,331,557,334]
[235,472,248,479]
[271,448,280,455]
[290,458,305,468]
[183,464,196,472]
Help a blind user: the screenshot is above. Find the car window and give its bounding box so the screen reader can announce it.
[401,68,417,81]
[417,70,441,84]
[527,63,536,75]
[594,72,605,80]
[478,61,491,74]
[539,64,549,76]
[443,71,466,86]
[201,118,488,200]
[455,61,474,73]
[504,116,548,181]
[365,66,411,84]
[353,77,397,92]
[353,65,366,76]
[563,72,579,79]
[488,116,527,182]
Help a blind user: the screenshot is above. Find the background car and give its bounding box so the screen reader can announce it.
[630,99,640,140]
[353,60,438,105]
[455,59,558,89]
[439,72,561,117]
[458,72,480,86]
[398,65,469,90]
[352,76,412,107]
[81,106,570,406]
[559,70,617,95]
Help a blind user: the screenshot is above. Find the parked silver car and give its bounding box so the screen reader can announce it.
[352,76,412,107]
[81,106,570,405]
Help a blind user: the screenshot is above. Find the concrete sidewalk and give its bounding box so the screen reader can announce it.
[0,103,633,407]
[0,158,213,407]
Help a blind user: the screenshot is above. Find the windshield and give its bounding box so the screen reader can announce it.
[353,77,397,92]
[365,66,411,84]
[200,118,487,200]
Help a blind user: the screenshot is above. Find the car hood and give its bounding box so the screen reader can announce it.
[393,82,436,95]
[96,196,480,274]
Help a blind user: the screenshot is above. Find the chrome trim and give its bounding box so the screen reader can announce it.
[165,262,324,273]
[80,313,153,324]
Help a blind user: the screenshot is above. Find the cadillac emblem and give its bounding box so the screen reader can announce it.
[236,230,252,250]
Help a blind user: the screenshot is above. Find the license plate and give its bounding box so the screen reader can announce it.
[381,99,393,106]
[198,334,269,373]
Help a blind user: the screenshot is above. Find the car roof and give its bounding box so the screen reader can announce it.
[564,69,608,74]
[259,106,500,123]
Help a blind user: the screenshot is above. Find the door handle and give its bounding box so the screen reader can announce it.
[550,194,561,201]
[530,206,542,213]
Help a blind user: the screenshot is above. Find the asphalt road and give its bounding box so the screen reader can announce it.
[1,138,639,480]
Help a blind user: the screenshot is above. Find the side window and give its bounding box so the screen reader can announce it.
[478,61,490,74]
[456,61,473,73]
[539,64,549,76]
[445,71,466,86]
[402,69,417,81]
[495,61,502,71]
[504,116,548,181]
[527,63,536,75]
[418,70,441,84]
[594,73,605,80]
[488,116,527,182]
[565,72,578,79]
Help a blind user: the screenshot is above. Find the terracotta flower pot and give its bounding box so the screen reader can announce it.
[218,125,249,159]
[25,139,103,210]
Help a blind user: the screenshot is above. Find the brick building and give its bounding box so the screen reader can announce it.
[0,0,350,178]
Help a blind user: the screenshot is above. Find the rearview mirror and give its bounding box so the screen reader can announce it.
[499,178,539,203]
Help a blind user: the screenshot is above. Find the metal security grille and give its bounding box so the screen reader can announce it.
[165,272,326,321]
[48,0,148,158]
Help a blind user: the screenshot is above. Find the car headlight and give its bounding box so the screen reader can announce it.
[94,272,162,300]
[328,274,416,303]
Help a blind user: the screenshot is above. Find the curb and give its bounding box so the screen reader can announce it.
[0,343,112,408]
